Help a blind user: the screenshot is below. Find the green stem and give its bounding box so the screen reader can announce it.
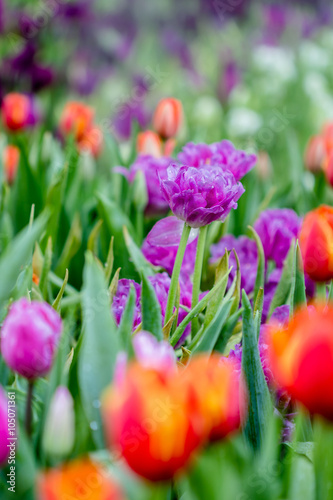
[25,380,34,438]
[316,283,327,302]
[164,223,191,326]
[191,225,208,337]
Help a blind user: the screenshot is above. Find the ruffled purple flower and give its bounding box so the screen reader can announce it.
[254,208,300,268]
[112,279,142,330]
[127,155,174,216]
[178,140,256,181]
[142,216,198,276]
[160,164,245,228]
[112,273,192,341]
[210,234,258,295]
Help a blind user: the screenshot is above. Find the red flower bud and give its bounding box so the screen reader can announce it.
[304,135,326,174]
[60,101,94,141]
[268,304,333,421]
[37,457,125,500]
[153,98,183,139]
[1,93,37,131]
[137,130,162,157]
[299,205,333,282]
[2,145,19,185]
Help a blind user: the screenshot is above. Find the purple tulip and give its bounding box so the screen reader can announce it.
[210,234,258,295]
[1,299,62,379]
[112,273,192,339]
[159,164,244,228]
[178,140,256,181]
[254,208,300,268]
[112,279,142,330]
[142,216,198,276]
[0,386,10,465]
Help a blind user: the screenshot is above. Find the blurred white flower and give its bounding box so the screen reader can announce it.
[227,107,263,137]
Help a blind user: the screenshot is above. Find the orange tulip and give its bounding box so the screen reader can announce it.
[60,102,94,141]
[299,205,333,282]
[1,93,37,131]
[184,354,246,441]
[137,131,162,157]
[321,122,333,155]
[268,304,333,421]
[37,457,125,500]
[153,98,183,139]
[78,126,104,157]
[2,145,19,185]
[102,361,205,482]
[304,135,326,174]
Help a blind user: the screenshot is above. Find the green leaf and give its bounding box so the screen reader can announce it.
[141,273,163,340]
[0,212,48,306]
[97,194,137,278]
[230,249,241,316]
[203,250,229,329]
[123,226,156,278]
[193,298,233,355]
[44,163,68,247]
[118,283,136,354]
[290,241,307,315]
[52,269,69,311]
[241,290,272,451]
[268,243,294,317]
[254,287,264,340]
[248,226,265,304]
[170,272,230,347]
[213,308,243,354]
[39,236,52,298]
[78,252,120,448]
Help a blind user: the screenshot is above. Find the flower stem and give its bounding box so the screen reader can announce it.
[25,380,34,437]
[316,283,327,302]
[191,225,208,337]
[164,223,191,327]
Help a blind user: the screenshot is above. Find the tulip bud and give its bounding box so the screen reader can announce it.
[164,138,176,157]
[59,101,94,141]
[0,386,10,465]
[37,457,125,500]
[268,304,333,421]
[299,205,333,282]
[184,354,246,441]
[42,387,74,458]
[102,361,205,482]
[2,145,19,185]
[1,298,62,379]
[78,126,104,158]
[153,98,183,139]
[137,130,162,157]
[304,135,326,174]
[323,150,333,186]
[1,93,38,132]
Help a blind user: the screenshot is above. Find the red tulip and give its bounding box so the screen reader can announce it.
[59,101,94,141]
[1,93,37,131]
[304,135,326,174]
[153,98,183,139]
[268,304,333,421]
[137,130,162,157]
[2,145,19,185]
[299,205,333,282]
[102,361,205,482]
[184,354,246,441]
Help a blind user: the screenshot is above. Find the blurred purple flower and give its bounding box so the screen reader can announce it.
[178,140,256,181]
[218,59,241,103]
[142,216,198,276]
[254,208,300,268]
[210,234,258,295]
[133,331,176,371]
[126,155,174,216]
[160,164,244,228]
